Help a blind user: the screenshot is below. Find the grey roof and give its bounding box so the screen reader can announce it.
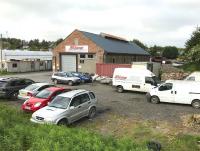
[80,31,149,55]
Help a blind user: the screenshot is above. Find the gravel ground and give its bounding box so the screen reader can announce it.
[1,71,200,123]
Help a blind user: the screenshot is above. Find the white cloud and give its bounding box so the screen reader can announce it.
[0,0,199,47]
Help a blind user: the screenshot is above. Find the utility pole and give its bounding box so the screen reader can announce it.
[0,34,3,70]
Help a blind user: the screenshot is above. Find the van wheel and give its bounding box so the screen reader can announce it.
[117,86,123,93]
[88,107,96,119]
[192,100,200,109]
[68,81,73,86]
[57,119,68,126]
[54,79,58,84]
[150,96,160,104]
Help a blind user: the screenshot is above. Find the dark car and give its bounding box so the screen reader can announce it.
[0,77,34,99]
[70,72,92,83]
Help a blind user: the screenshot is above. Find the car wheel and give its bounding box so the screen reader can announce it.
[192,100,200,109]
[54,79,58,84]
[88,107,96,119]
[57,119,68,126]
[68,81,73,86]
[117,86,123,93]
[150,96,160,104]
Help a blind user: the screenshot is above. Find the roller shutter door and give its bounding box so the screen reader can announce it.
[61,55,76,72]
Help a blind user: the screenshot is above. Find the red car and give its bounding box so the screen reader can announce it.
[21,87,71,112]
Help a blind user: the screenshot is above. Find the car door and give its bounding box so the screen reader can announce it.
[7,80,22,95]
[68,95,82,122]
[79,93,91,117]
[156,83,174,103]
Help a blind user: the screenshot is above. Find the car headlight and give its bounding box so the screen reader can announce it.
[34,102,42,107]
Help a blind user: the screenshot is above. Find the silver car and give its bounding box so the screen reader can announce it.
[18,83,54,100]
[30,89,97,125]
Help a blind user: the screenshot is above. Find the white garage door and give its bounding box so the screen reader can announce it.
[61,55,76,72]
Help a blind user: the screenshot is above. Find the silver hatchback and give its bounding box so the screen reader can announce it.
[30,89,97,125]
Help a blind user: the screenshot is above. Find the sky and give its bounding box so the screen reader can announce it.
[0,0,199,47]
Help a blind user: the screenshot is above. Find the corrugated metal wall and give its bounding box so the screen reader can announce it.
[96,63,131,77]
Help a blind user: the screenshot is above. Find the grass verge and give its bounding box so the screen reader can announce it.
[0,103,199,151]
[0,103,147,151]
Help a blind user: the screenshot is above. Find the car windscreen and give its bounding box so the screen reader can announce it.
[48,96,71,109]
[25,84,39,91]
[35,89,53,99]
[0,81,7,87]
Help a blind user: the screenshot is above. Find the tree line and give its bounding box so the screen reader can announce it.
[1,38,63,51]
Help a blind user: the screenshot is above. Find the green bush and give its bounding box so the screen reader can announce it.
[180,62,200,72]
[0,104,147,151]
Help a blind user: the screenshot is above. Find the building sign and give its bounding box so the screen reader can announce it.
[65,45,88,53]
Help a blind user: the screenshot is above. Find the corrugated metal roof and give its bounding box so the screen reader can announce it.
[1,50,52,61]
[80,30,149,55]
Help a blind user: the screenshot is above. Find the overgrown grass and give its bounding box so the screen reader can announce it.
[0,103,199,151]
[180,62,200,72]
[0,104,147,151]
[0,70,15,76]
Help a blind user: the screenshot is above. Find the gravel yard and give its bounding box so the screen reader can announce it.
[2,71,200,124]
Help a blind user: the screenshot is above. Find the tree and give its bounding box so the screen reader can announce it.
[185,27,200,51]
[186,44,200,62]
[131,39,147,50]
[162,46,179,59]
[149,45,164,56]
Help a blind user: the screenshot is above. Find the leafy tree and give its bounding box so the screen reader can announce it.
[162,46,179,59]
[149,45,164,56]
[131,39,147,50]
[185,27,200,51]
[186,44,200,62]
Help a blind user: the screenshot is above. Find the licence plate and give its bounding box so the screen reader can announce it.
[25,106,31,110]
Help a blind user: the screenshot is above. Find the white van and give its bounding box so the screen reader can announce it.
[147,80,200,108]
[112,68,160,93]
[184,72,200,81]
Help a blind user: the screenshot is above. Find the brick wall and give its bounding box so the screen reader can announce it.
[53,29,104,71]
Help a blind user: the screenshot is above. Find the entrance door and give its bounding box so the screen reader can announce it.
[61,55,76,72]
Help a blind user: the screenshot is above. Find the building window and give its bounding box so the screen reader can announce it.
[80,54,86,58]
[12,63,17,68]
[74,38,79,45]
[88,54,94,59]
[124,58,126,63]
[112,58,115,63]
[80,60,84,64]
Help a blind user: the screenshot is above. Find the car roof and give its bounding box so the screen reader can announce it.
[0,77,29,82]
[32,83,52,86]
[58,89,88,98]
[46,86,66,91]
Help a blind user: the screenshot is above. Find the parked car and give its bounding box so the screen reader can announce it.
[184,72,200,82]
[30,89,97,125]
[51,72,81,86]
[18,83,54,101]
[147,80,200,108]
[22,87,71,112]
[112,68,160,93]
[70,72,92,83]
[0,77,34,99]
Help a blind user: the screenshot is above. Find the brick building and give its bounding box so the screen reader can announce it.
[53,29,150,73]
